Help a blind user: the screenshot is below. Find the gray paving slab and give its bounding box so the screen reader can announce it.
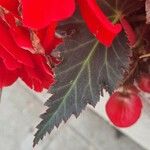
[0,81,146,150]
[67,109,145,150]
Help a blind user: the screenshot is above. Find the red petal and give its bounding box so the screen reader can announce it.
[78,0,122,46]
[138,73,150,93]
[20,54,54,92]
[22,0,75,29]
[10,25,34,51]
[32,55,54,89]
[20,67,43,92]
[0,0,19,17]
[37,22,62,53]
[106,92,142,127]
[0,45,21,70]
[0,59,18,88]
[0,18,33,67]
[3,13,34,52]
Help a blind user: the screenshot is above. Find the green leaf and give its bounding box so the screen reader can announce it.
[33,0,143,145]
[34,22,131,148]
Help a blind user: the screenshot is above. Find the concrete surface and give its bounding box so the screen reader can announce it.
[0,80,146,150]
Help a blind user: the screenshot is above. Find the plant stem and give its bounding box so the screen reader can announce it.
[139,53,150,59]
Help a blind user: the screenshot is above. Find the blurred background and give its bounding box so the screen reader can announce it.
[0,80,149,150]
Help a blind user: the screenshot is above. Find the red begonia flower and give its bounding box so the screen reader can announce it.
[22,0,75,29]
[106,92,142,127]
[78,0,122,46]
[0,8,57,91]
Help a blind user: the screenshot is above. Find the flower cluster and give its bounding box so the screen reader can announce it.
[0,0,122,92]
[0,0,61,91]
